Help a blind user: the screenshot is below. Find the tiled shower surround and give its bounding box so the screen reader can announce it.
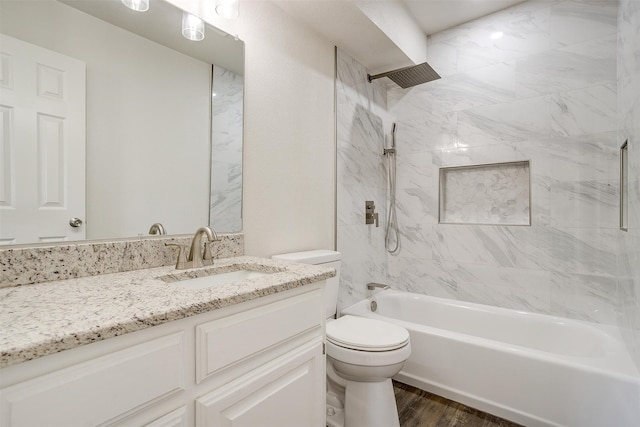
[337,0,639,368]
[336,51,390,310]
[617,0,640,368]
[210,65,243,232]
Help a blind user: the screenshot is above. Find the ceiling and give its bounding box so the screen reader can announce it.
[272,0,526,73]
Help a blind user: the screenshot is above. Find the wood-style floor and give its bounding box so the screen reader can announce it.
[394,381,523,427]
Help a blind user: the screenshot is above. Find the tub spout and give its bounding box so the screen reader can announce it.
[367,282,390,291]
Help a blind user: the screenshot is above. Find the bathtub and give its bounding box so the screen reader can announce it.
[341,290,640,427]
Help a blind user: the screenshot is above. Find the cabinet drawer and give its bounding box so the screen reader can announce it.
[0,332,185,427]
[196,289,322,383]
[144,406,187,427]
[195,338,325,427]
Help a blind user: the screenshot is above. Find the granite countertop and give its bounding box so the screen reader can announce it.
[0,256,335,369]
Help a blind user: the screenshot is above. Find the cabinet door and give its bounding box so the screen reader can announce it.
[0,333,185,427]
[196,338,325,427]
[144,406,187,427]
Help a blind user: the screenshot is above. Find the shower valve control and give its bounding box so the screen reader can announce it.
[365,201,379,227]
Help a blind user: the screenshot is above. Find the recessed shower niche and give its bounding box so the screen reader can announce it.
[439,161,531,226]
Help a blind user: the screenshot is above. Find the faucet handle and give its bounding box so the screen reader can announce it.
[148,223,166,235]
[165,242,187,270]
[203,241,214,265]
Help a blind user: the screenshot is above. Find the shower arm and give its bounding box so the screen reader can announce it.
[368,64,415,82]
[367,62,440,89]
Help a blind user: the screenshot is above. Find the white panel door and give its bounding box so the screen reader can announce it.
[0,34,85,244]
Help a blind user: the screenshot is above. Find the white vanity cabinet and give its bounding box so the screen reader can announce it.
[0,282,326,427]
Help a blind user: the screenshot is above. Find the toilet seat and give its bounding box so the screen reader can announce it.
[326,316,411,367]
[326,315,409,351]
[326,339,411,367]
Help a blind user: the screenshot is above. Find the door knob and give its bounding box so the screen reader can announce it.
[69,217,83,228]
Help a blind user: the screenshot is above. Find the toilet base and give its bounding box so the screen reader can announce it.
[326,402,345,427]
[344,378,400,427]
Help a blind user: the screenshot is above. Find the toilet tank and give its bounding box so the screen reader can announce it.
[272,250,341,319]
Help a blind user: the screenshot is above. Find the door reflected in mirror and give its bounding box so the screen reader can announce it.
[0,0,244,246]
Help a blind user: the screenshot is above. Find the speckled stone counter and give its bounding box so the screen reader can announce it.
[0,256,334,368]
[0,233,244,287]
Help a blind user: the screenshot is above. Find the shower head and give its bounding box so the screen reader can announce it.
[367,62,441,89]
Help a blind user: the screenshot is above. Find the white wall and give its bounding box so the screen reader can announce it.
[170,0,336,257]
[355,0,428,67]
[1,1,211,240]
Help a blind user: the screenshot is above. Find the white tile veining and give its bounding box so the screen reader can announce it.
[439,162,530,225]
[210,66,243,232]
[336,49,390,312]
[337,0,636,363]
[387,0,621,323]
[617,0,640,367]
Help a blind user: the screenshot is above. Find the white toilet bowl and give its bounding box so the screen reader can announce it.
[326,315,411,427]
[271,251,411,427]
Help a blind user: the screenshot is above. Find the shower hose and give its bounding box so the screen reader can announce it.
[385,125,400,254]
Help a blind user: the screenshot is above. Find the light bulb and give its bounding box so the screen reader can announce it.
[121,0,149,12]
[215,0,239,19]
[182,12,205,42]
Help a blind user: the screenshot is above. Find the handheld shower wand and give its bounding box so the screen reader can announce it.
[384,123,396,156]
[385,123,400,254]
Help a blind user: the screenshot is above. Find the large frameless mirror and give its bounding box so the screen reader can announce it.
[0,0,244,245]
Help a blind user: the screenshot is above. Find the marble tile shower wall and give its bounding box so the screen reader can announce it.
[617,0,640,367]
[384,0,622,324]
[336,49,391,311]
[210,66,243,232]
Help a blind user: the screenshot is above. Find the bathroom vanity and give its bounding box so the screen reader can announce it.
[0,256,333,426]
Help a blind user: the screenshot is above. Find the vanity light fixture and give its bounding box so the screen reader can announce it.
[121,0,149,12]
[215,0,239,19]
[182,12,205,41]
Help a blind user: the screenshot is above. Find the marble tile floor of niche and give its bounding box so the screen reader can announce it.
[394,381,522,427]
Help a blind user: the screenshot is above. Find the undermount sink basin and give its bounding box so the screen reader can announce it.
[173,270,272,290]
[159,264,281,290]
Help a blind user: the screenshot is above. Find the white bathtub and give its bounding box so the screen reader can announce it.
[341,290,640,427]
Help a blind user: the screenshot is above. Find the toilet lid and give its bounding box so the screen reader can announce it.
[326,315,409,352]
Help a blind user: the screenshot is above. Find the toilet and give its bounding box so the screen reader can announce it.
[272,250,410,427]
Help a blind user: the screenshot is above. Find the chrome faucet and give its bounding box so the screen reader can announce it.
[188,226,218,268]
[165,226,219,270]
[367,282,390,291]
[148,223,166,235]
